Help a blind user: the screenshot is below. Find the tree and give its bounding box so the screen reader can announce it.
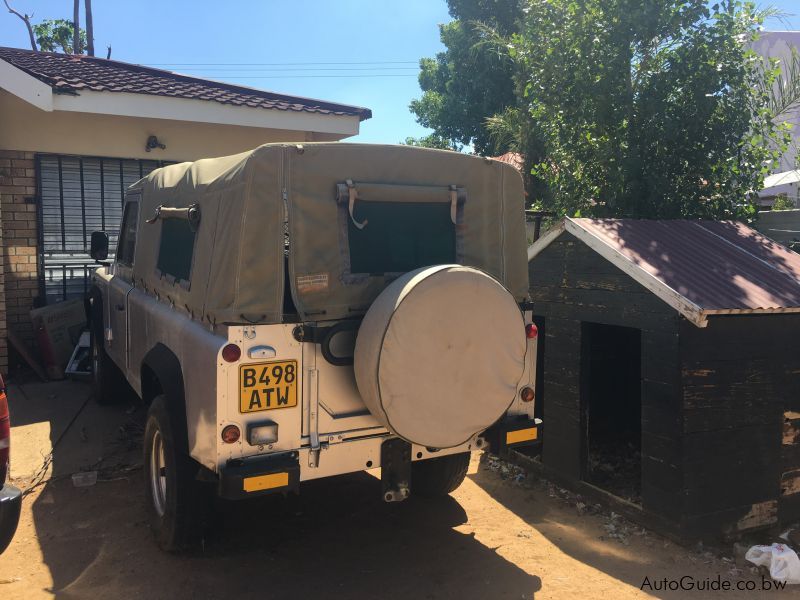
[4,0,96,55]
[409,0,522,155]
[503,0,790,219]
[84,0,94,56]
[33,18,86,54]
[72,0,80,55]
[402,134,461,151]
[772,194,796,211]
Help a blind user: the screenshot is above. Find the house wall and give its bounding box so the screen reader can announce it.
[756,209,800,248]
[0,89,355,376]
[0,90,316,162]
[529,233,683,520]
[678,314,800,537]
[753,32,800,173]
[0,150,35,375]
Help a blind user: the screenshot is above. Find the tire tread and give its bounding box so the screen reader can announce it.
[412,452,471,497]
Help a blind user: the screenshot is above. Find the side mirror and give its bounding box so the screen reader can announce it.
[90,231,109,261]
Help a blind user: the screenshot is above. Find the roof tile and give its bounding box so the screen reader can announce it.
[0,46,371,120]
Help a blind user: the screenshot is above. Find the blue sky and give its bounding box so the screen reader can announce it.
[1,1,798,144]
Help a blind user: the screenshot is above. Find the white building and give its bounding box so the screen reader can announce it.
[753,31,800,207]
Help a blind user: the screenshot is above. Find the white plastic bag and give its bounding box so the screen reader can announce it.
[746,543,800,584]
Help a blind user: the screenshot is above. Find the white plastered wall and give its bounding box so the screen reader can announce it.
[0,90,348,161]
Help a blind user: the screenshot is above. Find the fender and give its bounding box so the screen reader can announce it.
[141,344,189,453]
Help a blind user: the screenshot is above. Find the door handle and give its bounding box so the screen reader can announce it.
[115,304,125,311]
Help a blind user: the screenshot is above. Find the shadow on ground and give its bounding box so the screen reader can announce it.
[6,380,541,599]
[6,379,763,599]
[467,455,770,600]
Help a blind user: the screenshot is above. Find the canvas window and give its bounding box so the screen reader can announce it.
[116,201,139,267]
[347,201,456,275]
[157,219,196,284]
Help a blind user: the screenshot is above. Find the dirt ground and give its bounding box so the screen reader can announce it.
[1,380,799,599]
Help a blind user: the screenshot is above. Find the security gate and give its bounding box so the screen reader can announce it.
[37,154,168,304]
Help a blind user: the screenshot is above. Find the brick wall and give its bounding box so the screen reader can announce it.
[0,150,38,375]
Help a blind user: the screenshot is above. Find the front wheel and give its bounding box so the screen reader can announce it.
[143,395,209,551]
[412,452,471,498]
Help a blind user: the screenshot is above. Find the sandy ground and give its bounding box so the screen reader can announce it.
[1,380,799,599]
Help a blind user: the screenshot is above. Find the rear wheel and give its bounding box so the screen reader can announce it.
[412,452,471,497]
[143,395,209,552]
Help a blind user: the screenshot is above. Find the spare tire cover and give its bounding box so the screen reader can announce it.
[354,265,526,448]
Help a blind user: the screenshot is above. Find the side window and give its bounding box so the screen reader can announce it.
[116,201,139,267]
[157,219,196,285]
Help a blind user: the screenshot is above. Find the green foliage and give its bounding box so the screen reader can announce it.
[409,0,522,155]
[772,194,796,211]
[506,0,790,219]
[402,134,461,151]
[413,0,793,219]
[760,47,800,121]
[33,19,86,54]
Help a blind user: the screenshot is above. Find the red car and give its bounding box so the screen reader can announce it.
[0,375,21,554]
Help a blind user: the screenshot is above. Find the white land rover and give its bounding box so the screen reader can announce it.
[87,143,540,551]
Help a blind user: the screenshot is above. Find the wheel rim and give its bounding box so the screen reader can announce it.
[150,429,167,517]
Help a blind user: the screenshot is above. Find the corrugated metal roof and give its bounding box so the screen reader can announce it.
[0,46,372,120]
[530,218,800,325]
[763,170,800,189]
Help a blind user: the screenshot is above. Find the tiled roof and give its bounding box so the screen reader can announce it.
[0,46,371,120]
[491,152,524,172]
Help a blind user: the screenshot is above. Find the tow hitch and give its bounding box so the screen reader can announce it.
[380,438,411,502]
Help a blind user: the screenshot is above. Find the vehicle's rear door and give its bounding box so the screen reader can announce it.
[302,323,384,440]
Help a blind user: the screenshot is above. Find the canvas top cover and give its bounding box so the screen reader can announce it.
[128,142,529,324]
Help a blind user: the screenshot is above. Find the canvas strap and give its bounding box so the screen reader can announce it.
[145,204,201,231]
[346,180,368,230]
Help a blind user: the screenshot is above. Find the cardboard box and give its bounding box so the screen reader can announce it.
[30,299,87,379]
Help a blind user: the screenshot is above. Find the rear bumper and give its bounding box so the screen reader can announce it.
[0,484,21,554]
[483,416,542,455]
[219,451,300,500]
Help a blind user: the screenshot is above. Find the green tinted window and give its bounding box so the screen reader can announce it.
[157,219,196,282]
[117,201,139,266]
[348,201,455,275]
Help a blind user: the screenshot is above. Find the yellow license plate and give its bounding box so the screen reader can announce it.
[239,360,298,413]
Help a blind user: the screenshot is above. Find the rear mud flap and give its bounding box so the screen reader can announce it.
[380,438,411,502]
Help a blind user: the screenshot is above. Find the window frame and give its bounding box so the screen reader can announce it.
[114,198,139,281]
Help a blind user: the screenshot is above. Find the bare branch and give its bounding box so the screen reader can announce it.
[73,0,81,54]
[3,0,37,51]
[84,0,94,56]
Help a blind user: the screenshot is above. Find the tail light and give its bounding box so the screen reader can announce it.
[221,343,242,363]
[525,323,539,339]
[0,375,9,483]
[520,386,535,403]
[221,424,241,444]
